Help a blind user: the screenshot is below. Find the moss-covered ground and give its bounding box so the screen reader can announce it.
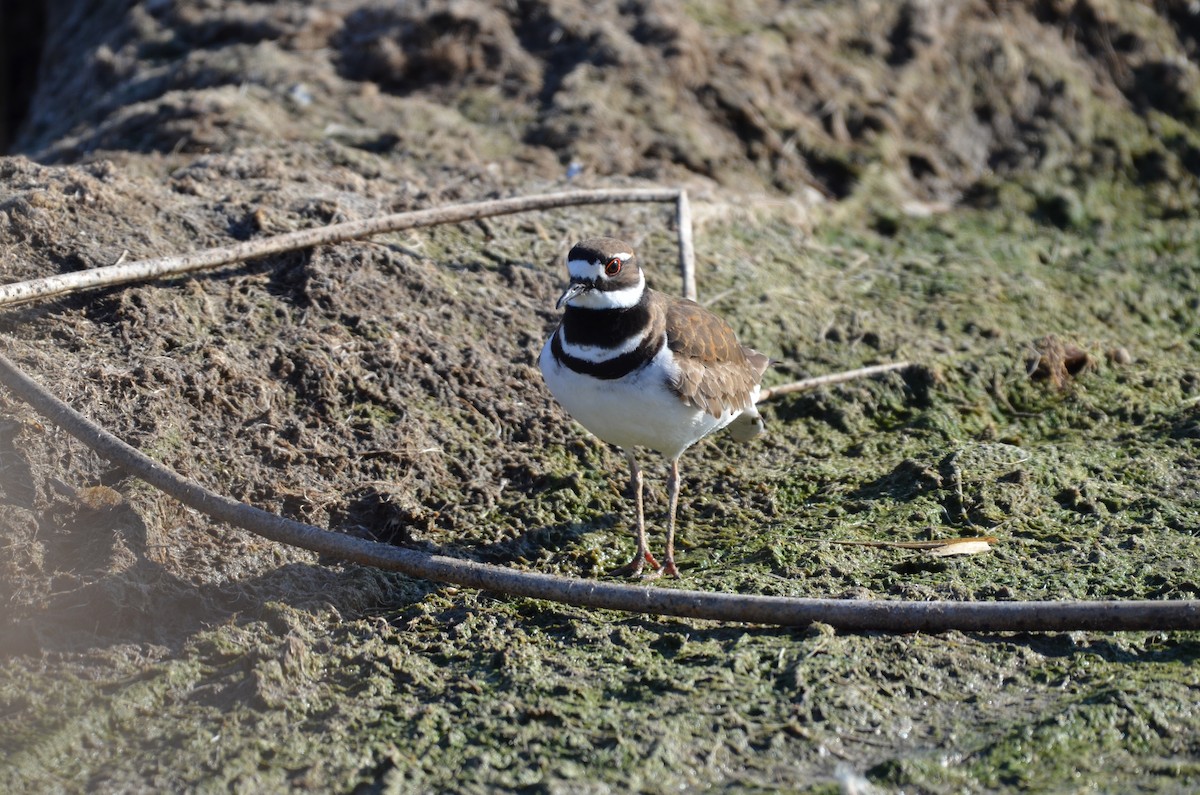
[5,0,1200,789]
[4,198,1199,792]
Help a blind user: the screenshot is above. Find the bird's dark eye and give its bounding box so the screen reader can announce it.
[604,257,622,276]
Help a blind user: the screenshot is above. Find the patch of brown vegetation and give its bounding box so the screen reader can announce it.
[1027,333,1094,388]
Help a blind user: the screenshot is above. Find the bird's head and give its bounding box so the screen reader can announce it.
[555,237,646,310]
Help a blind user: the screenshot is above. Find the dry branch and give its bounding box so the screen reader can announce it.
[1,349,1196,632]
[676,189,697,301]
[0,188,689,307]
[757,361,912,402]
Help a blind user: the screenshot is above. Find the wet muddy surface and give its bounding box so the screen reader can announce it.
[3,1,1200,791]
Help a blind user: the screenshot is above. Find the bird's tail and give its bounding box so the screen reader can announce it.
[727,407,765,442]
[727,348,771,443]
[728,382,766,443]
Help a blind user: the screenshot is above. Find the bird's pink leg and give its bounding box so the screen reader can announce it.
[660,456,682,578]
[610,451,661,577]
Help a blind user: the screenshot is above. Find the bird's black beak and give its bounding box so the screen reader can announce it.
[556,281,590,310]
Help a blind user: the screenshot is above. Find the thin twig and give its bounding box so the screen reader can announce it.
[1,349,1196,632]
[795,536,998,550]
[676,190,697,301]
[757,361,912,402]
[0,188,683,308]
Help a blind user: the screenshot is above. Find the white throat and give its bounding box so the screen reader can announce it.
[566,271,645,310]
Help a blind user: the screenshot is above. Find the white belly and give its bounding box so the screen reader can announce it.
[539,336,742,459]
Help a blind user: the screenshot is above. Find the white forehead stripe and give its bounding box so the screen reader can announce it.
[566,258,598,280]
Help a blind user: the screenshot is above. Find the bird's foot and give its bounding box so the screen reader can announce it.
[610,550,661,578]
[642,558,676,580]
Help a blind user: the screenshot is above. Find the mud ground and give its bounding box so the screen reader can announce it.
[2,1,1200,792]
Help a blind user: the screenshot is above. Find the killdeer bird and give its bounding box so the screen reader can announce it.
[539,237,770,577]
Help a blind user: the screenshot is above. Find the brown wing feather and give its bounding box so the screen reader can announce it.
[655,291,769,418]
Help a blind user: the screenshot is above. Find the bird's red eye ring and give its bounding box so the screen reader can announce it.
[604,257,622,276]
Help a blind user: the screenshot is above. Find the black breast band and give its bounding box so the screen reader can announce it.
[551,330,660,380]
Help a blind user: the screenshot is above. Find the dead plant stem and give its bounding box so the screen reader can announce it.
[0,188,690,307]
[757,361,912,402]
[1,350,1196,632]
